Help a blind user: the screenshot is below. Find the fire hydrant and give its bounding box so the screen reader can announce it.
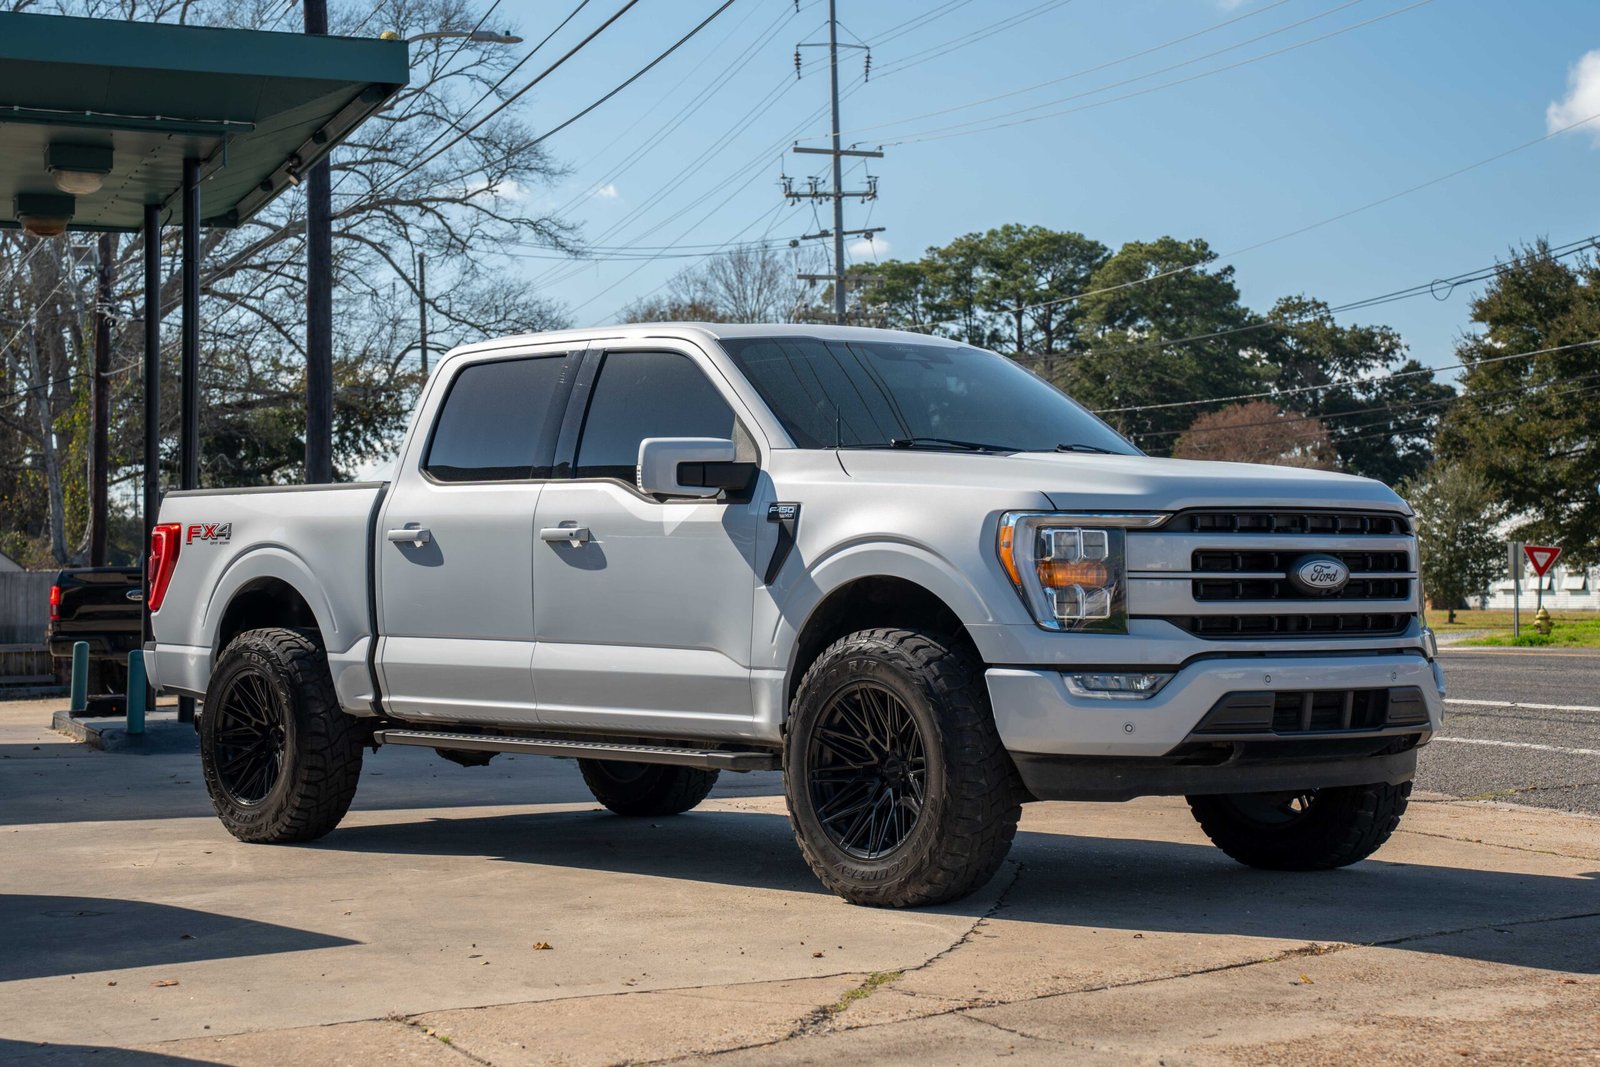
[1534,606,1554,636]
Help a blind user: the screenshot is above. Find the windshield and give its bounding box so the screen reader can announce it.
[718,336,1138,454]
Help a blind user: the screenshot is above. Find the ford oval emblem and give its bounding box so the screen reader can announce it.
[1291,555,1350,595]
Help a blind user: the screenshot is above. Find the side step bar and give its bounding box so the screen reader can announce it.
[372,728,781,772]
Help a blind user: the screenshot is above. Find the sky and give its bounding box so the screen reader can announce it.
[458,0,1600,376]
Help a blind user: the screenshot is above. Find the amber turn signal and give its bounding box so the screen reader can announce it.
[1037,559,1110,589]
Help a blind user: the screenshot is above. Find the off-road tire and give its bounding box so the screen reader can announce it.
[200,627,363,843]
[578,760,719,816]
[1186,779,1412,871]
[784,627,1022,908]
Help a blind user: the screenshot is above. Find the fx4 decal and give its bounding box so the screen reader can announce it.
[186,522,232,545]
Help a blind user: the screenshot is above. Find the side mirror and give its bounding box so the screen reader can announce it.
[636,438,756,498]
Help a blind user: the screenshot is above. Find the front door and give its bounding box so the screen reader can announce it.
[530,347,765,739]
[376,349,576,723]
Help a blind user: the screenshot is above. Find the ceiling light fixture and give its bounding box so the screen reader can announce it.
[14,192,75,237]
[45,143,114,196]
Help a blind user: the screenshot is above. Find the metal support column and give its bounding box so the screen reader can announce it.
[417,252,428,376]
[304,0,334,483]
[178,158,200,725]
[141,203,161,714]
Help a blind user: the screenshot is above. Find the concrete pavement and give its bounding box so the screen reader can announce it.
[2,695,1597,1066]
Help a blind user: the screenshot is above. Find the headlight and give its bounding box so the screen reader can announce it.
[997,512,1165,632]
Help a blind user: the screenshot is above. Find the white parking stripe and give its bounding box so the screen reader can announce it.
[1445,698,1600,714]
[1433,736,1600,758]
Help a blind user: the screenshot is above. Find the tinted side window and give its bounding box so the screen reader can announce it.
[574,351,735,482]
[425,356,569,481]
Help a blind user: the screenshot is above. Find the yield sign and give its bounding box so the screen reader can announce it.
[1524,544,1562,576]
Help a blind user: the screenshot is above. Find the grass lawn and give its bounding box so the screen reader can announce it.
[1431,608,1600,648]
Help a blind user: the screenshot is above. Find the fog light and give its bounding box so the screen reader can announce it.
[1065,671,1175,700]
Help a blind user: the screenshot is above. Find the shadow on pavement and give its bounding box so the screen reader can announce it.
[319,807,1600,975]
[0,1039,222,1066]
[0,895,357,982]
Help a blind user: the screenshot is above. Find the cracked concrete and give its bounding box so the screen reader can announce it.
[2,696,1598,1065]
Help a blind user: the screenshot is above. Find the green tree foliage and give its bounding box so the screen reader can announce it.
[1064,237,1253,445]
[1435,241,1600,562]
[1257,296,1452,484]
[1403,461,1504,623]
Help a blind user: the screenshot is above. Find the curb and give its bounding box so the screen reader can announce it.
[49,708,198,754]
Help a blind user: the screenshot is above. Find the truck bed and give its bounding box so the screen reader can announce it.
[147,482,387,707]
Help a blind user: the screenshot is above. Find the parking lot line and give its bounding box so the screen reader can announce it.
[1433,736,1600,757]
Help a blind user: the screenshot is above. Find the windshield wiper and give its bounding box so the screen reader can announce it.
[889,436,1013,453]
[1054,442,1116,454]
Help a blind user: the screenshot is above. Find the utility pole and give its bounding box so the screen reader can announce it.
[787,0,882,324]
[417,252,428,376]
[304,0,334,483]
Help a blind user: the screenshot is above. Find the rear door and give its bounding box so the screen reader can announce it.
[375,347,579,723]
[529,344,767,739]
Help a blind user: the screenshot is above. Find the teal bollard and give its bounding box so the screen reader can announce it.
[126,651,147,735]
[69,641,89,714]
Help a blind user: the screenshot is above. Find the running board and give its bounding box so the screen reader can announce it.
[371,729,781,772]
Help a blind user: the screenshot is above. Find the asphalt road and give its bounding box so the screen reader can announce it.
[1419,647,1600,815]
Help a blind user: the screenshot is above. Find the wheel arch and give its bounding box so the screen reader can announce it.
[785,574,982,709]
[203,548,347,662]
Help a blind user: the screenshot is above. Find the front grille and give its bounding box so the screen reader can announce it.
[1191,549,1412,602]
[1167,613,1412,638]
[1169,510,1410,536]
[1193,686,1430,736]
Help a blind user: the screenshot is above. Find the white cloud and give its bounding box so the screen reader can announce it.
[592,182,620,200]
[848,236,889,260]
[1547,49,1600,142]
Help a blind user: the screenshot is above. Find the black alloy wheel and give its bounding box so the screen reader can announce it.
[211,665,289,806]
[807,680,928,860]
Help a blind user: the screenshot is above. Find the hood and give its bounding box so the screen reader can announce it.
[833,450,1408,514]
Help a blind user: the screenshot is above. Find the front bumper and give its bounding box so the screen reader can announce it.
[987,652,1443,760]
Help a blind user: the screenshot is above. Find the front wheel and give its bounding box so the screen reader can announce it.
[1186,780,1412,871]
[200,628,363,843]
[784,627,1022,908]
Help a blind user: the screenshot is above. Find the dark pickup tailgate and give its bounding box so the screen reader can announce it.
[47,566,143,660]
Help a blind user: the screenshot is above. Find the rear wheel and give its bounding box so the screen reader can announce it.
[784,627,1022,908]
[1186,779,1412,870]
[200,627,363,843]
[578,760,719,816]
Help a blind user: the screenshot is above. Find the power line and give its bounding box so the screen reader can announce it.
[881,0,1433,147]
[808,0,1302,144]
[871,0,1080,79]
[529,1,742,149]
[1091,336,1600,416]
[1028,232,1600,367]
[1003,105,1600,320]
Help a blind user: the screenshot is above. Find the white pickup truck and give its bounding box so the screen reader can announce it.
[147,323,1445,907]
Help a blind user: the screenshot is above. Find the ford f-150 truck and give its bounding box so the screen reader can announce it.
[146,324,1445,907]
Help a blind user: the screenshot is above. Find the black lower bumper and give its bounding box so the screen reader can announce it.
[1012,741,1421,803]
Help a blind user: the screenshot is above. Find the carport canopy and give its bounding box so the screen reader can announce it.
[0,10,409,232]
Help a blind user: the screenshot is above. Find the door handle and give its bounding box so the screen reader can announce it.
[386,527,432,547]
[540,524,591,546]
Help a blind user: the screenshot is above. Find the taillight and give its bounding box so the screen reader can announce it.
[49,584,61,622]
[147,522,182,612]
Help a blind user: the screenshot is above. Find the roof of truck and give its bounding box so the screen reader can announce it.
[444,322,964,360]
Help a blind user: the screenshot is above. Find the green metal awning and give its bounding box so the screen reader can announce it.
[0,11,409,232]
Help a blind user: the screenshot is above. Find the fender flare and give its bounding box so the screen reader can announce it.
[200,545,349,660]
